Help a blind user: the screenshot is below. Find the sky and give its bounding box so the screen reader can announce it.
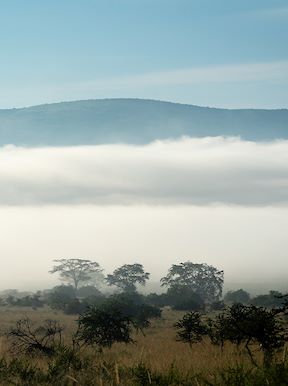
[0,0,288,108]
[0,1,287,293]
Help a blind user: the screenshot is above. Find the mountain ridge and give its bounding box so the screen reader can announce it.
[0,98,287,145]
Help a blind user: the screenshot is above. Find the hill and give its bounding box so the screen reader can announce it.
[0,99,287,145]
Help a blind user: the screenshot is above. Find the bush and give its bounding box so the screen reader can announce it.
[145,293,168,307]
[208,303,287,366]
[47,285,76,311]
[251,291,284,308]
[76,285,103,298]
[105,292,161,329]
[76,293,161,348]
[76,304,135,348]
[7,318,64,356]
[224,289,251,305]
[175,312,207,346]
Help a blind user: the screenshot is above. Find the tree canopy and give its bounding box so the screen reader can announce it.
[161,261,224,302]
[49,258,102,289]
[106,263,150,292]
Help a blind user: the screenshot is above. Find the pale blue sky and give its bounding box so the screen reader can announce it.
[0,0,288,108]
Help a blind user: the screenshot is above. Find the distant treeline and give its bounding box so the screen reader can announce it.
[0,258,286,314]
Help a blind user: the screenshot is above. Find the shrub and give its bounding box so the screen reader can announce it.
[224,289,251,305]
[251,290,284,308]
[175,311,207,346]
[76,293,161,348]
[208,303,287,366]
[7,318,64,356]
[76,304,135,348]
[166,286,205,311]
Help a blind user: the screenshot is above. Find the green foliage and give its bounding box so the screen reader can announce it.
[207,303,287,366]
[47,284,105,314]
[175,312,208,346]
[146,289,204,311]
[224,289,251,305]
[145,292,168,307]
[107,292,161,328]
[106,263,150,292]
[77,285,103,298]
[207,363,288,386]
[161,261,224,302]
[47,285,77,313]
[0,357,47,385]
[176,303,288,367]
[251,290,284,308]
[76,293,161,348]
[76,304,135,348]
[166,286,205,311]
[49,258,102,289]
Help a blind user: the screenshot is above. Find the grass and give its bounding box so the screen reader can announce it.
[0,306,287,385]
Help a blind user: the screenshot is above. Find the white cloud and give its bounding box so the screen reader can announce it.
[74,61,288,91]
[0,137,288,206]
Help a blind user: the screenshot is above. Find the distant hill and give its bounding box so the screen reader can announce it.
[0,98,287,146]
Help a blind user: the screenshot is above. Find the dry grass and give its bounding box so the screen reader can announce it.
[0,306,262,378]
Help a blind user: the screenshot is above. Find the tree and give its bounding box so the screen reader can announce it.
[106,263,150,292]
[49,258,102,290]
[76,294,160,349]
[224,289,251,305]
[207,303,287,367]
[175,303,288,367]
[161,261,224,302]
[175,312,207,347]
[76,305,135,348]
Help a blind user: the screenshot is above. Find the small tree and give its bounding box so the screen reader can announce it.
[76,294,160,349]
[49,258,102,290]
[208,303,287,367]
[176,303,288,367]
[175,312,207,347]
[106,263,150,292]
[161,261,224,302]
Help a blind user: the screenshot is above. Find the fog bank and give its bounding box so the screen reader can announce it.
[0,137,288,205]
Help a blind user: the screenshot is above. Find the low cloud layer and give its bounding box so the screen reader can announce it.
[1,137,288,206]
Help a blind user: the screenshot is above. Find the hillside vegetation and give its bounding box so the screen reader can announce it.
[0,99,288,146]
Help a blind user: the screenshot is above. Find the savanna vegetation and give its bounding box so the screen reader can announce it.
[0,258,287,385]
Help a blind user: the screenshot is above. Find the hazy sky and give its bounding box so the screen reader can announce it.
[0,0,288,108]
[1,204,288,293]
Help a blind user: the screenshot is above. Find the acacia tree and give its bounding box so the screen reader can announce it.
[49,258,102,290]
[106,263,150,292]
[161,261,224,302]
